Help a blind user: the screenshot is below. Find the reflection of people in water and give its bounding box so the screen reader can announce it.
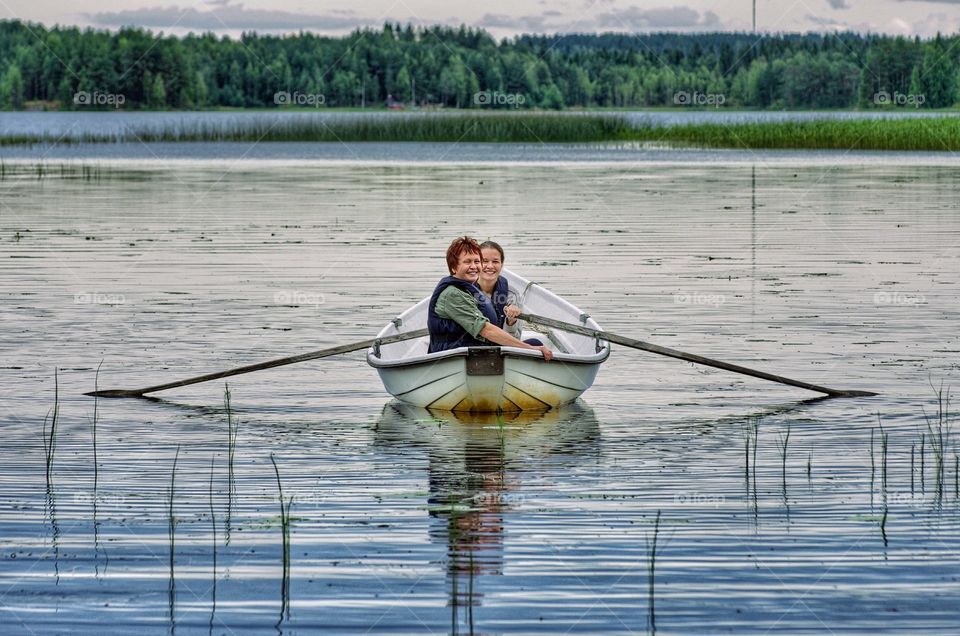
[373,403,601,621]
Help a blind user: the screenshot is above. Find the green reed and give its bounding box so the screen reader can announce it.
[646,509,662,635]
[741,417,760,497]
[1,113,631,145]
[42,369,60,485]
[168,445,180,628]
[630,117,960,151]
[269,453,292,622]
[881,431,889,547]
[921,382,952,503]
[7,114,960,150]
[208,455,217,628]
[776,423,791,494]
[225,384,238,545]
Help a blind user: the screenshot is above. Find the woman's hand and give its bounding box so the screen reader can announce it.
[534,345,553,361]
[504,304,522,324]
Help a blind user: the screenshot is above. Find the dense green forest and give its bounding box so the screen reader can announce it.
[0,19,957,110]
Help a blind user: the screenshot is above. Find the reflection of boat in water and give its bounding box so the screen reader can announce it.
[373,401,601,624]
[367,269,610,412]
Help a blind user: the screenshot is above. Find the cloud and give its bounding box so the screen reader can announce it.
[86,2,373,32]
[904,11,960,35]
[805,14,865,31]
[594,6,722,30]
[477,13,548,31]
[826,0,850,9]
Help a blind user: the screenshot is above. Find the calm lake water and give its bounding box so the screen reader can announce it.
[2,154,960,633]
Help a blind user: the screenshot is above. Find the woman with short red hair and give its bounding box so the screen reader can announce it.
[427,236,552,360]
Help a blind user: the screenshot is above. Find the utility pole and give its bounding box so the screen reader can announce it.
[753,0,756,32]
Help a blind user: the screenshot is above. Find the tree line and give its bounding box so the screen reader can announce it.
[0,19,957,110]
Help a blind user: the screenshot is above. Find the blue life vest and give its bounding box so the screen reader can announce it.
[427,276,499,353]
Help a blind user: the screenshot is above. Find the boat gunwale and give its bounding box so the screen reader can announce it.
[367,344,611,369]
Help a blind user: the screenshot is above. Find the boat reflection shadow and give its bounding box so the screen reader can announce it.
[373,401,601,624]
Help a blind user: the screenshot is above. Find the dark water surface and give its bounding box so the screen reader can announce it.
[1,160,959,634]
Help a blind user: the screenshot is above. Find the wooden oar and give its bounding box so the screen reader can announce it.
[519,313,876,398]
[86,328,429,398]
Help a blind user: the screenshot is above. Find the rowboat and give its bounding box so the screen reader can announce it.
[366,269,610,412]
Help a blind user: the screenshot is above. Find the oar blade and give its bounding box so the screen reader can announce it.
[84,389,145,398]
[828,389,879,398]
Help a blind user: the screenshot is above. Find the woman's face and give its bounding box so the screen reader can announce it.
[480,248,503,286]
[452,249,481,282]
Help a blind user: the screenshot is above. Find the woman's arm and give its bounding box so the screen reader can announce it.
[479,322,553,361]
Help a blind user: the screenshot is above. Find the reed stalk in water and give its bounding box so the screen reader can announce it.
[225,384,238,545]
[776,423,791,493]
[922,382,952,504]
[646,510,662,635]
[209,455,217,630]
[269,453,292,622]
[42,369,60,485]
[168,445,180,629]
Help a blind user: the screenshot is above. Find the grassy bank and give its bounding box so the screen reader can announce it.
[2,113,960,150]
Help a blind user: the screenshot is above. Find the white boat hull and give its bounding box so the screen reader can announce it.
[368,269,610,412]
[375,348,602,411]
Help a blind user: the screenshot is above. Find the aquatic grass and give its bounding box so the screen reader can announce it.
[208,455,217,630]
[776,423,791,494]
[42,369,62,583]
[168,445,180,630]
[91,362,104,576]
[269,453,292,623]
[2,112,632,145]
[870,428,876,508]
[91,362,101,495]
[7,113,960,150]
[225,385,238,545]
[646,509,662,635]
[911,443,916,494]
[42,369,60,486]
[920,433,926,494]
[881,430,890,548]
[629,116,960,151]
[921,382,952,503]
[740,417,760,524]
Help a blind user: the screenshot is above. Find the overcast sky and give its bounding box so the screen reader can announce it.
[2,0,959,38]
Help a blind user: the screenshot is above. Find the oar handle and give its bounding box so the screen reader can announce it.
[519,313,876,398]
[87,328,430,398]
